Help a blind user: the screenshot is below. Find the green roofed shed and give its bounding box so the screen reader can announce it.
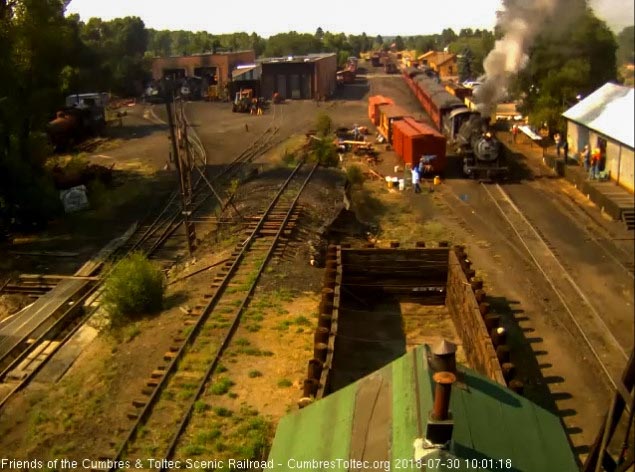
[268,344,577,472]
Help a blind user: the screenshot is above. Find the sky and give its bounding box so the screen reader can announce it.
[65,0,633,37]
[64,0,502,37]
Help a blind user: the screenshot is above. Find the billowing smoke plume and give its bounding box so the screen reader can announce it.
[474,0,559,116]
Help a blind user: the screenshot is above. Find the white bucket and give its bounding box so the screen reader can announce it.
[398,179,405,191]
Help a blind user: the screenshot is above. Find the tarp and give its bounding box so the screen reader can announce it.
[60,185,90,213]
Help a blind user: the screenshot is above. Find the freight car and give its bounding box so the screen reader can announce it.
[392,117,446,175]
[376,104,410,144]
[403,70,507,179]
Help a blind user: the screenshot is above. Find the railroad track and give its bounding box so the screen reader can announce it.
[96,160,317,471]
[118,102,284,266]
[481,182,630,401]
[0,103,284,411]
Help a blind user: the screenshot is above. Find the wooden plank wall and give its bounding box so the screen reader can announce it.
[446,250,506,385]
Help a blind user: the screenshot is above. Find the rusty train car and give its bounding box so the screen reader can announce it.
[367,94,447,175]
[402,67,507,179]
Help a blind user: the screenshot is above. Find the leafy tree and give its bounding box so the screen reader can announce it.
[616,25,634,65]
[458,48,475,82]
[315,26,324,40]
[263,31,321,57]
[514,7,617,130]
[440,28,457,46]
[373,34,383,50]
[0,0,76,229]
[394,35,405,51]
[337,50,350,67]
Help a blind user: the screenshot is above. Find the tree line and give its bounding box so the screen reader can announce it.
[0,0,632,231]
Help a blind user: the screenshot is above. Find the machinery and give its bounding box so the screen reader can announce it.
[47,93,107,151]
[232,89,254,113]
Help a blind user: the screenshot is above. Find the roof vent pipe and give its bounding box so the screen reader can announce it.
[424,371,456,447]
[429,339,457,374]
[432,371,455,421]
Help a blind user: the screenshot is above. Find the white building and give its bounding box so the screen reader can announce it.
[563,83,634,192]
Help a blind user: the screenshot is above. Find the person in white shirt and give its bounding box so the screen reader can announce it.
[411,166,421,193]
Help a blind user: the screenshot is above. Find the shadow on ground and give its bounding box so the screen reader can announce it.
[487,295,586,465]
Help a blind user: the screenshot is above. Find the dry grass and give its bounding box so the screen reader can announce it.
[354,179,455,244]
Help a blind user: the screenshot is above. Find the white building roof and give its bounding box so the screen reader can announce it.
[562,83,634,149]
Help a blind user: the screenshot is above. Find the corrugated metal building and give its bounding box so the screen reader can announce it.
[563,83,634,192]
[150,50,256,88]
[260,53,337,100]
[268,343,579,471]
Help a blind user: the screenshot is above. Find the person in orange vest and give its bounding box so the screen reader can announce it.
[590,147,601,179]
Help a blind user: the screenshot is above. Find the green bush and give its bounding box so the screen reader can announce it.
[282,150,296,167]
[346,165,365,186]
[211,377,235,395]
[102,252,165,324]
[315,112,333,137]
[310,138,338,167]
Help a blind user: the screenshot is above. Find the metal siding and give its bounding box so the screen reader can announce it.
[290,74,301,99]
[618,147,634,192]
[277,74,287,98]
[262,74,274,100]
[302,74,311,99]
[607,140,620,181]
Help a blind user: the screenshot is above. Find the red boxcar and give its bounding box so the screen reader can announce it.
[392,117,447,175]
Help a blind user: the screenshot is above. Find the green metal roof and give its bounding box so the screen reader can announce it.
[268,345,577,472]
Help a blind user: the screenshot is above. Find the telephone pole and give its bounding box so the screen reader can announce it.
[166,93,197,256]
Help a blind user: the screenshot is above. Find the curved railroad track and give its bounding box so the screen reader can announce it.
[99,160,317,471]
[117,100,284,265]
[481,182,631,401]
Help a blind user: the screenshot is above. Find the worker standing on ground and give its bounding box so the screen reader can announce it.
[554,132,561,156]
[411,165,421,194]
[511,123,519,143]
[582,144,590,173]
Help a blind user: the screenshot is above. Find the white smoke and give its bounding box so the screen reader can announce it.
[474,0,559,116]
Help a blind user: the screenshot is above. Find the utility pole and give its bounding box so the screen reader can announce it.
[165,92,197,256]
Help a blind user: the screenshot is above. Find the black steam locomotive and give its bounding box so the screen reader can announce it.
[402,69,507,180]
[454,114,507,180]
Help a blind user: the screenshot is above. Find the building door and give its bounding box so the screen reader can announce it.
[301,74,311,99]
[290,74,301,99]
[277,75,287,99]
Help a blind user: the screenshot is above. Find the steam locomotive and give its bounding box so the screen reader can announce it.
[403,68,507,180]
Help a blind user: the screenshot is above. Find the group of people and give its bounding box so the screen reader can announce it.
[581,144,603,180]
[250,98,264,116]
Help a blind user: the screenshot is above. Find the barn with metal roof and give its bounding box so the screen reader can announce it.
[268,343,579,472]
[563,83,634,192]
